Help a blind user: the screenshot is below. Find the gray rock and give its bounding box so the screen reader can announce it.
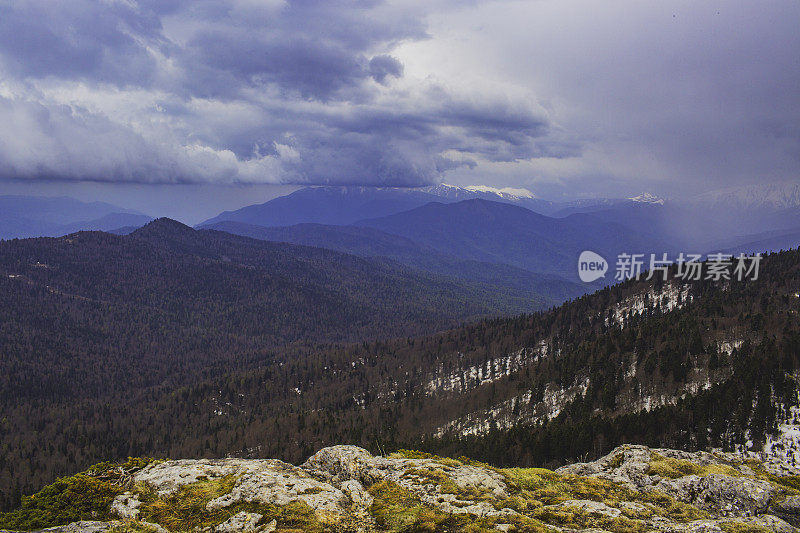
[37,522,113,533]
[556,444,655,489]
[302,445,513,517]
[557,444,790,522]
[213,511,265,533]
[341,479,373,509]
[20,443,800,533]
[110,492,141,520]
[302,445,383,486]
[554,499,622,517]
[204,466,348,521]
[131,458,269,496]
[656,473,778,516]
[771,495,800,527]
[740,514,797,533]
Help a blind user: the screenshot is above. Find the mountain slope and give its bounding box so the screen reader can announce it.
[198,184,559,229]
[205,219,589,305]
[3,246,798,513]
[0,218,542,403]
[55,212,153,234]
[144,248,797,468]
[355,199,674,278]
[693,181,800,211]
[198,186,445,228]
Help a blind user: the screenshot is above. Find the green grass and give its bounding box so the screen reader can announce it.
[85,457,162,477]
[0,457,166,531]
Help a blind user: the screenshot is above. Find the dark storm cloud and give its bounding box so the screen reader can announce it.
[0,0,556,185]
[186,30,370,100]
[369,55,404,84]
[3,0,795,195]
[0,0,167,86]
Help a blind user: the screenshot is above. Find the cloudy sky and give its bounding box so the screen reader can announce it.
[0,0,798,222]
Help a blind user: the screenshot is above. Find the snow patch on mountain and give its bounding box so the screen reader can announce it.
[421,183,537,202]
[424,342,549,396]
[463,185,535,199]
[628,193,665,205]
[606,283,692,327]
[433,377,590,438]
[718,339,744,354]
[763,406,800,473]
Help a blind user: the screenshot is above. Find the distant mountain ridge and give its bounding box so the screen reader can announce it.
[205,192,800,289]
[197,184,674,230]
[354,198,674,278]
[0,195,152,239]
[205,219,590,304]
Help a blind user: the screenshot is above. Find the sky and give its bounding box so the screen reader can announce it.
[0,0,798,223]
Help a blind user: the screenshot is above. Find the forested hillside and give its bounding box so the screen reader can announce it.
[0,219,561,510]
[0,219,545,401]
[2,234,798,513]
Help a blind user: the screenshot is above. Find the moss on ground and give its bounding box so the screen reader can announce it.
[135,474,239,530]
[367,479,551,533]
[108,520,171,533]
[648,453,800,502]
[390,450,463,469]
[646,453,742,479]
[135,475,326,532]
[0,474,123,530]
[500,465,707,525]
[529,504,645,533]
[0,462,325,533]
[718,521,773,533]
[0,457,161,531]
[85,458,162,478]
[608,452,626,469]
[6,451,800,532]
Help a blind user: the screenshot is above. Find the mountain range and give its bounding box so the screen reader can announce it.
[0,196,153,240]
[196,183,661,228]
[4,184,800,310]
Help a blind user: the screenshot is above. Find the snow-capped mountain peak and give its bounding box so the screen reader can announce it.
[422,183,536,201]
[628,193,665,205]
[463,185,536,200]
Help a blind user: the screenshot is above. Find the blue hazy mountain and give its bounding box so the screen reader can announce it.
[199,187,446,228]
[0,195,152,239]
[198,184,554,228]
[204,220,591,305]
[354,199,675,279]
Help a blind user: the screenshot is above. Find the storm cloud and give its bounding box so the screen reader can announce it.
[0,0,555,187]
[0,0,797,196]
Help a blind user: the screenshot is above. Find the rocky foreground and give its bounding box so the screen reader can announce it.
[2,445,800,532]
